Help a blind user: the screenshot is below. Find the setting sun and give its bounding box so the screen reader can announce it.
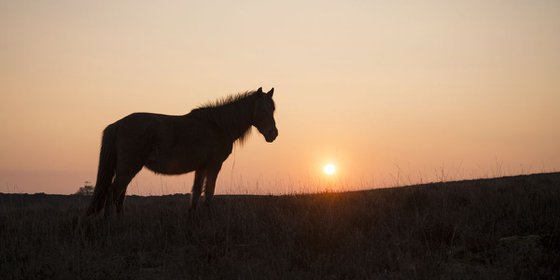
[323,164,336,176]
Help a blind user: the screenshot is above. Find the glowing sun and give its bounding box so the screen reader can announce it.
[323,163,336,176]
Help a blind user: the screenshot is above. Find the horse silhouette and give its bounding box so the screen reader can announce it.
[86,87,277,217]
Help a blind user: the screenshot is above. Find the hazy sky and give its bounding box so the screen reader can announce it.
[1,0,559,195]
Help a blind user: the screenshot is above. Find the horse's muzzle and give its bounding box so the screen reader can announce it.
[265,129,278,143]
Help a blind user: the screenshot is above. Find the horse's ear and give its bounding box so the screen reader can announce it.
[267,88,274,98]
[257,87,263,94]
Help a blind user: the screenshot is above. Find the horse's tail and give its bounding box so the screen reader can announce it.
[86,124,118,216]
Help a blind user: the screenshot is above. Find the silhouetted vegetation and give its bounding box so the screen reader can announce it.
[75,182,94,196]
[1,173,559,279]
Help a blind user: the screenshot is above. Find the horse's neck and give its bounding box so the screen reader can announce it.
[207,100,254,143]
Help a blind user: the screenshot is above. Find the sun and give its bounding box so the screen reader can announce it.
[323,163,336,176]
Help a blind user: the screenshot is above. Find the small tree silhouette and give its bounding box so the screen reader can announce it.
[75,181,94,196]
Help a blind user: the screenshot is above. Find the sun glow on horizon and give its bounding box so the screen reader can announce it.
[323,163,336,176]
[1,1,559,195]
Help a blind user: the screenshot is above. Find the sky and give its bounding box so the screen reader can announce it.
[1,0,559,195]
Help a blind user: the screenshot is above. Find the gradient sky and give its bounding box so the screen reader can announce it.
[1,0,559,195]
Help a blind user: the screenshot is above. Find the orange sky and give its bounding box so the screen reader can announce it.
[1,0,559,195]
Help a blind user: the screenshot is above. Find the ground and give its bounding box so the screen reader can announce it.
[1,172,559,279]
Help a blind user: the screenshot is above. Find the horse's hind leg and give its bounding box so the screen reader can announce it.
[190,169,206,211]
[116,189,127,214]
[104,163,142,217]
[104,174,134,218]
[86,185,108,216]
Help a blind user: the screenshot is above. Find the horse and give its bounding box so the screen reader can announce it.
[86,87,277,217]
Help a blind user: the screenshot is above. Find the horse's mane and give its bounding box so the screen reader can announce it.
[190,90,262,145]
[197,90,259,109]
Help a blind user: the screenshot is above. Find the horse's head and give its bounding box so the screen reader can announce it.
[253,87,278,143]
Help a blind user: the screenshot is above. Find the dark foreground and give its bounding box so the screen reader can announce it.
[1,173,560,279]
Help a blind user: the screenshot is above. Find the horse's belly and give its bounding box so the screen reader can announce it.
[145,161,192,175]
[145,147,206,175]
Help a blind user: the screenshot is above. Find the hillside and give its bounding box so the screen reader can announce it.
[1,172,559,279]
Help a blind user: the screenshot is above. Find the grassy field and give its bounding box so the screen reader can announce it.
[1,172,559,279]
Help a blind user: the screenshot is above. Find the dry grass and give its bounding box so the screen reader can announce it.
[1,172,559,279]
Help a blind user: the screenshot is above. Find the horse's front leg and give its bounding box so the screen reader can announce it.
[190,169,206,211]
[203,164,222,207]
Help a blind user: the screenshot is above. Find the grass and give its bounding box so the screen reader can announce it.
[1,172,559,279]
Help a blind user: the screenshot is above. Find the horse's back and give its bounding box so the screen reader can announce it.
[111,113,184,155]
[111,112,217,174]
[112,112,167,139]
